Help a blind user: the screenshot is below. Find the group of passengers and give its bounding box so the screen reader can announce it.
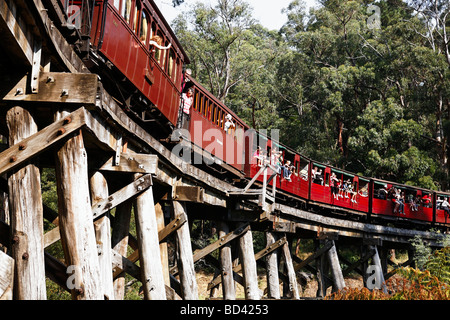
[437,197,450,216]
[378,185,450,216]
[329,172,358,203]
[311,167,359,203]
[253,147,296,182]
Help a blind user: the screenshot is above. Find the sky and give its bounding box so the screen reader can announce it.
[153,0,319,31]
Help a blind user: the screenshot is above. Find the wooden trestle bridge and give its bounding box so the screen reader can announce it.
[0,0,446,300]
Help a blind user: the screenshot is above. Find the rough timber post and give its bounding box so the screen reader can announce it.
[315,240,327,297]
[326,240,345,292]
[155,202,170,286]
[54,109,103,300]
[6,106,46,300]
[265,232,281,299]
[172,201,198,300]
[368,245,387,293]
[133,173,166,300]
[237,222,260,300]
[90,172,114,300]
[218,221,236,300]
[111,199,133,300]
[281,236,300,299]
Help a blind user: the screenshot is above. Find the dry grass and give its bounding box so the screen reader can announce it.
[195,269,364,300]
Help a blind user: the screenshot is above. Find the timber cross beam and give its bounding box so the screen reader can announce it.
[1,72,99,106]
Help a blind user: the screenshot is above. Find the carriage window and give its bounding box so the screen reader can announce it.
[192,90,198,110]
[121,0,132,24]
[358,180,369,197]
[311,165,324,185]
[216,109,221,126]
[174,58,180,84]
[113,0,120,10]
[220,110,225,128]
[132,3,139,33]
[211,104,217,123]
[374,182,388,200]
[299,159,309,181]
[154,31,164,62]
[198,93,204,114]
[167,49,174,77]
[204,99,209,118]
[160,39,167,67]
[139,10,148,44]
[150,22,157,51]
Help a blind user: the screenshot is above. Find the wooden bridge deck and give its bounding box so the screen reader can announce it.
[0,0,446,300]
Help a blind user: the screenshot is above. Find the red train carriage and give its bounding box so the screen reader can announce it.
[182,75,249,175]
[244,132,450,228]
[56,0,450,229]
[308,163,369,214]
[243,133,310,201]
[61,0,189,127]
[371,179,434,223]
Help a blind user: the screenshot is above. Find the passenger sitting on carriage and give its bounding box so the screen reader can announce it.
[344,179,351,198]
[408,194,418,211]
[338,179,345,198]
[350,184,358,203]
[253,146,262,166]
[282,160,292,181]
[330,173,339,199]
[422,194,431,207]
[441,197,450,216]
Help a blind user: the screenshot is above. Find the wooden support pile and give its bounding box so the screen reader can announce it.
[0,104,173,300]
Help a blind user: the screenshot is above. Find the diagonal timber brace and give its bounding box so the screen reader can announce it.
[170,224,251,277]
[0,107,86,176]
[118,213,187,271]
[44,173,155,248]
[91,174,153,220]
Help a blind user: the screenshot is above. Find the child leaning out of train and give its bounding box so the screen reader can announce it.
[224,114,235,134]
[180,88,194,130]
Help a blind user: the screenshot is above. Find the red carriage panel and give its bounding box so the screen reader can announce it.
[187,80,246,173]
[90,0,186,126]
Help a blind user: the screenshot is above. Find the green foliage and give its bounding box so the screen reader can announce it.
[410,235,432,270]
[172,0,450,190]
[425,247,450,285]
